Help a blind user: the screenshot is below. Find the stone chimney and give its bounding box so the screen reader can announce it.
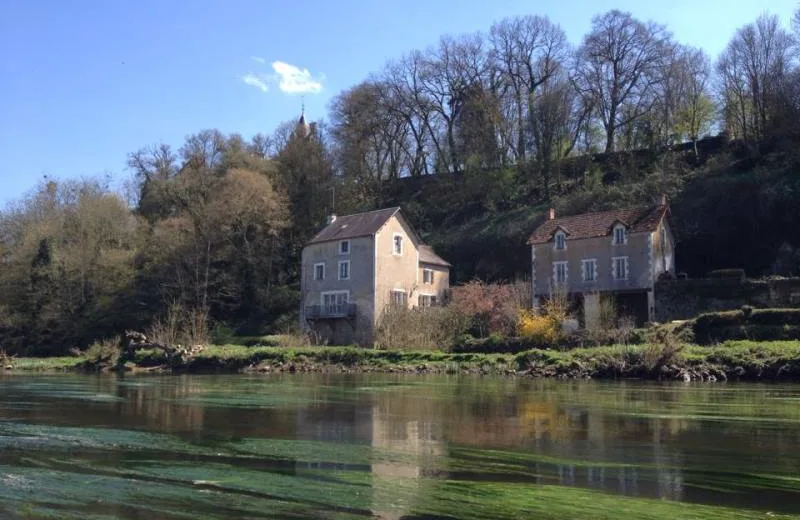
[327,214,337,225]
[548,208,556,220]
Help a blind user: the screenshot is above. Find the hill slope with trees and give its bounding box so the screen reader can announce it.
[1,8,799,354]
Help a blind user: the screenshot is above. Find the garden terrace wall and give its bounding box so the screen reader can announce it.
[655,278,800,322]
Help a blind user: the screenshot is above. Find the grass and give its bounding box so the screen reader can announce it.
[7,339,800,380]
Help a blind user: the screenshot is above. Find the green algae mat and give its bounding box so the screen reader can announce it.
[0,373,798,519]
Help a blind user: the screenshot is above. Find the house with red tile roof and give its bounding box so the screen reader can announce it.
[301,207,450,346]
[527,195,675,327]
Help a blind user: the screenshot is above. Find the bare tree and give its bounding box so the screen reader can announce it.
[489,15,570,164]
[573,10,669,153]
[716,13,794,141]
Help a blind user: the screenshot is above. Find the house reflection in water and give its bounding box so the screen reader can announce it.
[289,383,690,516]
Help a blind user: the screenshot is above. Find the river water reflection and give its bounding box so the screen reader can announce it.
[0,374,798,519]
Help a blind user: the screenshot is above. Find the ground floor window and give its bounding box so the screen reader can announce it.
[390,290,408,307]
[418,294,438,307]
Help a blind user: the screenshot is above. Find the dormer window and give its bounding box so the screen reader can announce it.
[554,231,567,250]
[613,225,627,245]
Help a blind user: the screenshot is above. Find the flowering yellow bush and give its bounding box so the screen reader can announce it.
[518,309,560,346]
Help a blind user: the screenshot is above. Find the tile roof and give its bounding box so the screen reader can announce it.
[528,205,668,245]
[307,207,401,244]
[419,245,451,267]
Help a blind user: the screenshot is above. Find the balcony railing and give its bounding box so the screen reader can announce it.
[304,303,357,319]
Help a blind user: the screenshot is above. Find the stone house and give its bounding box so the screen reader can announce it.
[300,207,451,346]
[527,196,674,327]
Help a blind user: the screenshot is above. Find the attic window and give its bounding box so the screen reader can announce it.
[613,225,627,245]
[554,231,566,250]
[393,234,404,255]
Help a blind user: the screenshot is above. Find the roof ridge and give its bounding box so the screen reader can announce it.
[335,206,400,218]
[550,204,653,221]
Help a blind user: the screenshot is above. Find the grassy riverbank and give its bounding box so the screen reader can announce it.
[6,340,800,381]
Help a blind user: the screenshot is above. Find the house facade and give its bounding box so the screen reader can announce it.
[528,197,674,327]
[300,207,451,346]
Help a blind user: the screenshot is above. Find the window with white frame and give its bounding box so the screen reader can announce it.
[338,260,350,280]
[554,261,568,284]
[321,291,348,313]
[554,231,566,250]
[613,224,627,245]
[392,234,403,255]
[313,263,325,280]
[390,289,408,307]
[418,294,438,307]
[612,256,629,280]
[339,240,350,255]
[423,268,434,284]
[582,259,597,282]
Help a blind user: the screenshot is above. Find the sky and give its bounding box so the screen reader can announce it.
[0,0,796,206]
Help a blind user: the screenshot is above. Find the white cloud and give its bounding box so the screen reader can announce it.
[271,61,324,94]
[240,60,325,95]
[241,73,269,92]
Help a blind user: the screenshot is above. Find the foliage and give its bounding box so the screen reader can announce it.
[518,310,560,347]
[450,280,527,337]
[375,305,470,351]
[692,308,800,344]
[147,303,209,347]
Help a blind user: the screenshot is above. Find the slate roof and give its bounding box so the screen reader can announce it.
[307,207,401,244]
[419,244,451,267]
[527,205,668,245]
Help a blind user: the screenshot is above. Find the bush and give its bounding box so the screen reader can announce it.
[451,334,532,354]
[375,305,469,350]
[708,269,746,281]
[450,280,527,337]
[518,310,559,347]
[693,308,800,344]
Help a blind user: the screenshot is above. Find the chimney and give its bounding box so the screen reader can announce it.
[327,214,337,225]
[548,208,555,220]
[660,193,668,206]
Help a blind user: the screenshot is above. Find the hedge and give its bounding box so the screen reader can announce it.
[693,308,800,344]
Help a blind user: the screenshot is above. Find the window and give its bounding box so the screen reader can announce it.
[613,256,629,280]
[338,260,350,280]
[321,291,349,314]
[554,261,568,284]
[392,234,403,255]
[555,231,566,250]
[390,289,408,307]
[418,294,438,307]
[313,263,325,281]
[613,225,627,245]
[423,268,434,284]
[582,259,597,282]
[339,240,350,255]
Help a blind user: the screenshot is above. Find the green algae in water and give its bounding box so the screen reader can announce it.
[1,374,800,519]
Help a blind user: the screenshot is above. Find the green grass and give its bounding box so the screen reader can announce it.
[8,340,800,380]
[7,356,87,371]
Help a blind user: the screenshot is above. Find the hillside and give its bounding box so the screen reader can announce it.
[381,136,800,283]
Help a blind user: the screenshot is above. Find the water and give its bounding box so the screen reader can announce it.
[0,374,799,519]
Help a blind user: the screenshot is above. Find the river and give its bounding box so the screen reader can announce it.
[0,374,798,519]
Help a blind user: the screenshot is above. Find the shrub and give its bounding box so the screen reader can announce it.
[708,268,746,281]
[693,308,800,344]
[84,336,122,366]
[451,335,532,354]
[518,310,559,347]
[450,280,526,337]
[375,305,469,351]
[148,302,209,347]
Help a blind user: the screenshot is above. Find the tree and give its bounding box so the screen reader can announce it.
[716,14,794,141]
[573,10,669,153]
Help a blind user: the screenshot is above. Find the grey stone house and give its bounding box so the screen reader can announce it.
[528,197,675,327]
[300,207,450,346]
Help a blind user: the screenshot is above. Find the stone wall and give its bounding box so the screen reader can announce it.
[655,278,800,322]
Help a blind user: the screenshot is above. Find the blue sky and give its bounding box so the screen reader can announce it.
[0,0,796,205]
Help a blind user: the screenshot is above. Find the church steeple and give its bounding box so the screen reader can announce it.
[294,98,311,139]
